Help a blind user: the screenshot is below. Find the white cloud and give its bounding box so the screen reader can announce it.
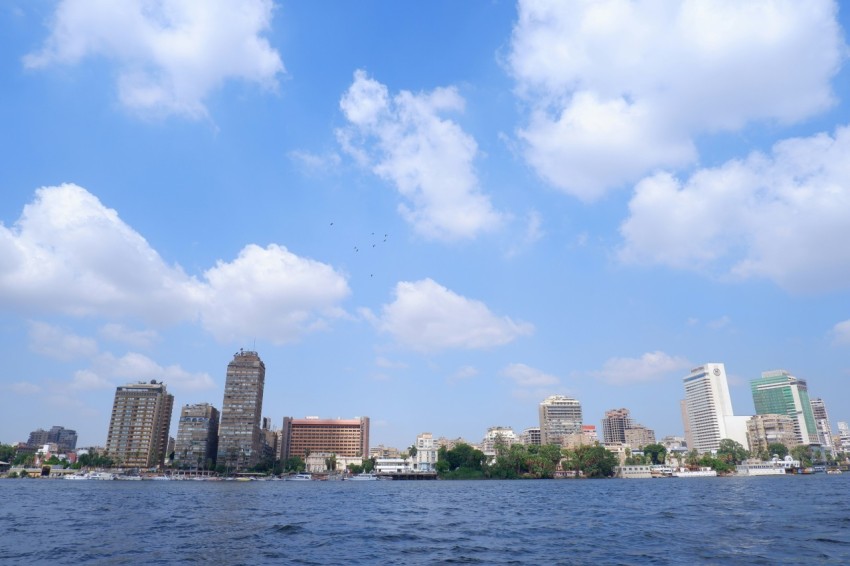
[369,278,533,353]
[87,351,215,392]
[707,316,732,330]
[506,210,544,258]
[591,351,691,385]
[28,321,98,361]
[0,184,203,322]
[289,150,341,173]
[0,184,351,344]
[375,356,407,370]
[501,363,559,387]
[99,323,159,349]
[833,320,850,345]
[200,243,350,344]
[620,124,850,292]
[508,0,843,200]
[24,0,284,119]
[338,70,504,241]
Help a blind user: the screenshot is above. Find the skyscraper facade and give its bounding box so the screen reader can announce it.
[602,408,633,444]
[173,403,220,470]
[745,414,797,457]
[751,370,819,445]
[809,398,835,453]
[26,425,78,452]
[538,395,583,446]
[218,350,266,471]
[682,363,748,454]
[105,380,174,468]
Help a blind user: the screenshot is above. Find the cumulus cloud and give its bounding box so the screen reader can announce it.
[338,70,504,241]
[591,351,691,385]
[620,124,850,292]
[508,0,844,200]
[501,363,559,387]
[28,321,98,361]
[85,351,216,392]
[0,184,351,344]
[368,278,533,353]
[833,320,850,345]
[448,365,479,385]
[201,243,350,344]
[24,0,284,118]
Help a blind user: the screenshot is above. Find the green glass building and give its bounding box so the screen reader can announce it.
[750,370,819,445]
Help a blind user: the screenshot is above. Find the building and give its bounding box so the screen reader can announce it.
[539,395,583,446]
[809,398,835,454]
[624,425,656,450]
[520,427,541,446]
[412,432,439,472]
[582,424,598,444]
[480,426,519,456]
[751,370,819,446]
[280,416,370,462]
[682,363,749,454]
[837,422,850,453]
[746,414,797,457]
[602,408,633,444]
[218,350,266,472]
[680,400,694,450]
[105,380,174,468]
[173,403,220,470]
[369,445,400,459]
[26,426,78,452]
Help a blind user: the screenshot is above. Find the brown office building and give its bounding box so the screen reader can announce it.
[105,380,174,468]
[280,417,370,460]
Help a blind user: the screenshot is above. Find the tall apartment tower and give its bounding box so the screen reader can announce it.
[218,350,266,471]
[682,363,749,454]
[538,395,583,446]
[602,408,633,444]
[105,380,174,468]
[751,370,819,446]
[173,403,220,470]
[809,398,835,453]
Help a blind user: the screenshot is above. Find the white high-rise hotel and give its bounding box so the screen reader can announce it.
[682,363,749,453]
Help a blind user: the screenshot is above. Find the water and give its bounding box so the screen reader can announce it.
[2,475,849,564]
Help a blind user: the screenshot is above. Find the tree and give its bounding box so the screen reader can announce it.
[791,445,813,467]
[324,455,337,472]
[642,444,668,465]
[362,457,376,473]
[565,445,618,478]
[767,443,788,459]
[408,445,418,458]
[282,456,306,473]
[0,443,16,463]
[716,439,748,465]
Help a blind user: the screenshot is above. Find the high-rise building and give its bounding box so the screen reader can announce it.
[602,408,633,444]
[480,426,519,455]
[218,350,266,472]
[105,380,174,468]
[280,416,370,461]
[837,422,850,453]
[809,398,835,454]
[745,414,797,457]
[682,363,749,454]
[751,370,819,446]
[26,426,78,452]
[539,395,583,446]
[173,403,220,470]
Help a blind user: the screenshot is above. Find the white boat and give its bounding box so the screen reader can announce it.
[65,473,89,480]
[347,473,379,481]
[671,467,717,477]
[87,472,116,480]
[286,473,313,481]
[148,475,171,480]
[736,462,786,476]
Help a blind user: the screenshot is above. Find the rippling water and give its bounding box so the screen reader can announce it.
[2,475,849,564]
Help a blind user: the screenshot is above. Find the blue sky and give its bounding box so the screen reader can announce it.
[2,0,849,450]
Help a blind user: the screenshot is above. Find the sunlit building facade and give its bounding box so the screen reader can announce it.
[218,350,266,471]
[173,403,220,470]
[751,370,819,446]
[105,380,174,468]
[539,395,583,446]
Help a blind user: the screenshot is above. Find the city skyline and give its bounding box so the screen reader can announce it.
[2,1,850,449]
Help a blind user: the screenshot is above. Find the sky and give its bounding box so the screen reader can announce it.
[2,0,850,450]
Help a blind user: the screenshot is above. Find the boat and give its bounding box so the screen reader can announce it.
[286,473,313,481]
[148,475,171,480]
[736,462,786,476]
[87,472,116,480]
[826,469,843,474]
[671,467,717,477]
[347,473,379,481]
[65,473,89,480]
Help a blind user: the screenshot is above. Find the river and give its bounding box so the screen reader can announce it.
[1,474,848,564]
